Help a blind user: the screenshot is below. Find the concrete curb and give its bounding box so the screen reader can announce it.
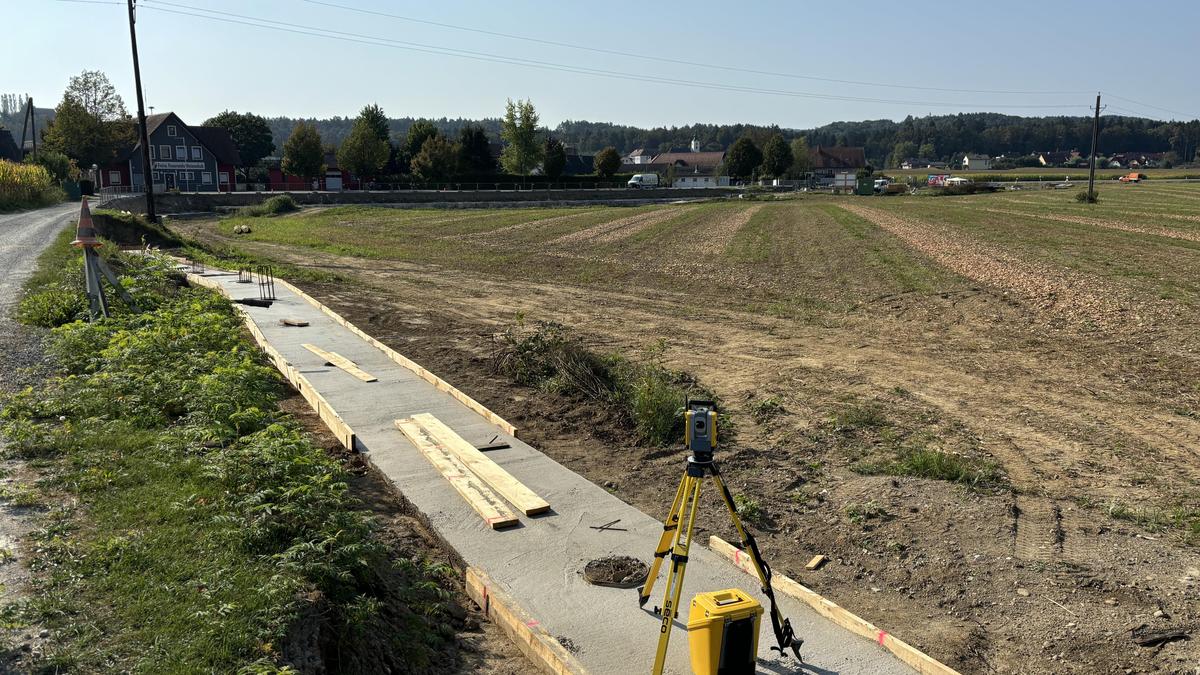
[465,567,589,675]
[709,536,961,675]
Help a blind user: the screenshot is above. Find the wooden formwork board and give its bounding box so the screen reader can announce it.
[301,343,378,382]
[709,536,960,675]
[409,413,549,516]
[273,277,518,437]
[464,567,588,675]
[396,418,518,529]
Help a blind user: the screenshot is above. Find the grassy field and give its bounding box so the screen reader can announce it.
[183,185,1200,674]
[883,166,1200,180]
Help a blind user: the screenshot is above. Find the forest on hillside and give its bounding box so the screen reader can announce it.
[264,112,1200,167]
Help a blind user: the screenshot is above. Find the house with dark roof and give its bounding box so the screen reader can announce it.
[623,147,658,165]
[100,112,241,192]
[1037,150,1079,167]
[0,129,21,162]
[962,154,991,170]
[809,145,867,186]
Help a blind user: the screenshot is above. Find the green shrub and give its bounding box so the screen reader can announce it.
[1075,189,1099,203]
[493,321,703,445]
[734,494,767,528]
[238,194,299,218]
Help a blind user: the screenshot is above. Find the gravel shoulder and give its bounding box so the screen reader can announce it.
[0,202,77,666]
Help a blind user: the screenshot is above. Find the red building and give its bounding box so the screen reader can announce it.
[266,151,360,191]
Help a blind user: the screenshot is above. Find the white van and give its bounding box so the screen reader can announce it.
[627,173,659,189]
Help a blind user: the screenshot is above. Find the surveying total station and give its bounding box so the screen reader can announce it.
[639,398,802,674]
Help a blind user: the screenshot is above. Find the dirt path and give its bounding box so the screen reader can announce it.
[547,205,691,245]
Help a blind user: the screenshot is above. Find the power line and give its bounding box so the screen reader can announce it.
[1101,92,1195,120]
[301,0,1090,97]
[139,1,1087,112]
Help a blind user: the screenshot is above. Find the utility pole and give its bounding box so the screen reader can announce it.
[126,0,157,222]
[1086,92,1101,203]
[28,97,36,157]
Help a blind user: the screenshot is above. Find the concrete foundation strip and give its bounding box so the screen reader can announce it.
[272,277,518,437]
[709,536,960,675]
[464,567,588,675]
[190,267,580,672]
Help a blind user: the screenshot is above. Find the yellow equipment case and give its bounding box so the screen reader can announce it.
[687,589,763,675]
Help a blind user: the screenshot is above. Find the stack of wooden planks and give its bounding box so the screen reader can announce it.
[396,413,549,529]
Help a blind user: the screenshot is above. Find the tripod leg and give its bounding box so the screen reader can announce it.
[710,464,803,661]
[94,255,141,312]
[638,475,688,606]
[651,475,702,675]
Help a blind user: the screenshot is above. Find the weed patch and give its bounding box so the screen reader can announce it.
[493,321,707,445]
[237,194,299,218]
[854,448,1002,489]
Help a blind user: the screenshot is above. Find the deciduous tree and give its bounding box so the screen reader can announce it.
[281,121,324,181]
[337,117,389,182]
[358,103,391,143]
[403,120,438,167]
[41,70,134,167]
[410,134,458,182]
[542,137,566,179]
[499,99,542,176]
[594,146,621,177]
[789,137,812,177]
[724,137,762,179]
[203,110,275,167]
[760,134,792,178]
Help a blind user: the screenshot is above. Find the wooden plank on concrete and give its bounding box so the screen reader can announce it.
[410,413,549,516]
[709,536,961,675]
[465,566,588,675]
[396,418,518,529]
[274,277,518,437]
[301,343,378,382]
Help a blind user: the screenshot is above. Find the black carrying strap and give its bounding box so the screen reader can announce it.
[742,532,803,660]
[711,463,803,661]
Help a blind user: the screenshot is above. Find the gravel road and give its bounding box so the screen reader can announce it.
[0,201,78,663]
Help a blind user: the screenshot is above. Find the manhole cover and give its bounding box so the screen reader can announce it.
[583,555,648,589]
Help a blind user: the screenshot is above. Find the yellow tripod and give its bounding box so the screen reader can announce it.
[638,401,801,674]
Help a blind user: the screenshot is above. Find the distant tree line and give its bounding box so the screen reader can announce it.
[264,111,1200,170]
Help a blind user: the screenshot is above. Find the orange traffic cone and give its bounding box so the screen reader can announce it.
[71,197,101,248]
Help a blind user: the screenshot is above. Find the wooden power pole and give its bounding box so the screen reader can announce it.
[126,0,157,222]
[1086,93,1101,202]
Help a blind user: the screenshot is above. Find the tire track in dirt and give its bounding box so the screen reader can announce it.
[982,207,1200,243]
[448,209,600,241]
[547,206,691,246]
[678,204,765,257]
[838,203,1158,328]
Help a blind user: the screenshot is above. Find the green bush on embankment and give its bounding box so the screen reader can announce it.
[493,320,710,445]
[1,234,456,671]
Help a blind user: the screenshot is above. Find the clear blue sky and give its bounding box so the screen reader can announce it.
[8,0,1200,128]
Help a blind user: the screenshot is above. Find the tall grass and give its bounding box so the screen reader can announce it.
[0,160,65,211]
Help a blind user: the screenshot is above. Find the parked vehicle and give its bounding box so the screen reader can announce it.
[873,178,890,193]
[1118,172,1145,183]
[627,173,660,189]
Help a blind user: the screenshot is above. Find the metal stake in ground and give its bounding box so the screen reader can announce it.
[73,198,140,321]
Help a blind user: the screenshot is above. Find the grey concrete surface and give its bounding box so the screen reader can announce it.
[197,269,915,675]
